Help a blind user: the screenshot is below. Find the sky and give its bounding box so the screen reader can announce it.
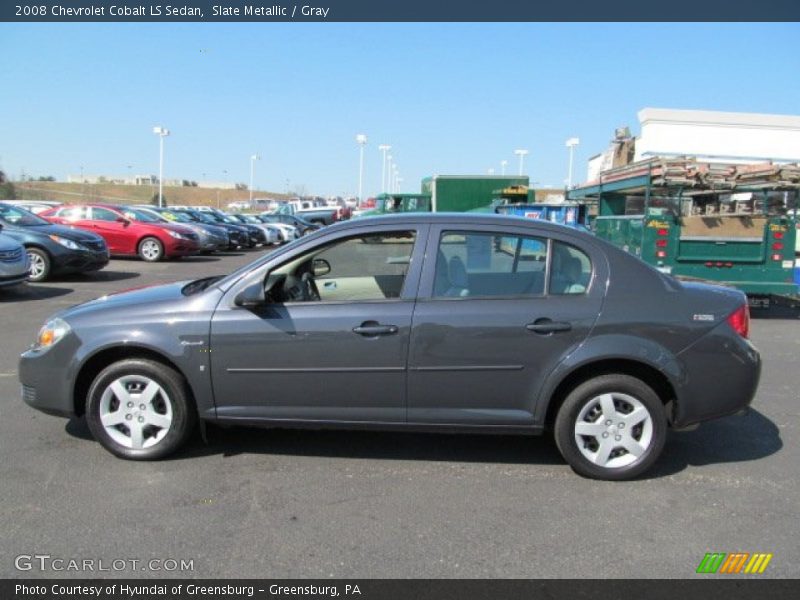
[1,22,799,197]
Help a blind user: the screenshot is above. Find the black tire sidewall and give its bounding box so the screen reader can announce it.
[85,359,195,460]
[27,247,51,282]
[554,374,667,481]
[138,237,164,262]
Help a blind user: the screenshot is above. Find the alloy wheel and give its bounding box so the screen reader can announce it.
[98,375,173,449]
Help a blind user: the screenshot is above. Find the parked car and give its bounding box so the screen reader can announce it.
[0,225,29,288]
[19,214,760,480]
[0,202,108,282]
[174,209,248,250]
[5,200,63,215]
[203,210,267,247]
[227,213,286,244]
[130,206,229,253]
[40,203,200,262]
[259,212,321,236]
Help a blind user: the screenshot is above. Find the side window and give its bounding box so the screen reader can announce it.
[91,207,120,222]
[268,231,416,303]
[550,242,592,295]
[434,231,547,298]
[57,206,88,220]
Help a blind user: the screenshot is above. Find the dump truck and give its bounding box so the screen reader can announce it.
[568,157,800,307]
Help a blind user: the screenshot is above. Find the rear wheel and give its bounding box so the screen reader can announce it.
[554,374,666,480]
[138,237,164,262]
[86,359,196,460]
[26,247,51,282]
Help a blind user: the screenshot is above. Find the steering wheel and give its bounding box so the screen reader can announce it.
[301,272,321,302]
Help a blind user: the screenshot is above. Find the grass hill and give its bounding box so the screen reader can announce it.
[12,181,290,208]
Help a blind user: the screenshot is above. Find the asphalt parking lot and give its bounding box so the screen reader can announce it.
[1,249,798,579]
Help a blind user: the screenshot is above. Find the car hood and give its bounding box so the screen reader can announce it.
[8,222,105,243]
[58,280,193,320]
[158,222,196,235]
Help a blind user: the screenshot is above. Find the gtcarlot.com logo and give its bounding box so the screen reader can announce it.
[696,552,773,574]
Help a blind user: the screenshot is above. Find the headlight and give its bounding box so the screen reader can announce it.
[49,235,81,250]
[34,317,71,351]
[167,230,187,240]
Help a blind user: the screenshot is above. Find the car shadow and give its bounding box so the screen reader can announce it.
[53,270,140,283]
[646,408,782,478]
[178,256,221,263]
[63,409,781,477]
[0,284,73,302]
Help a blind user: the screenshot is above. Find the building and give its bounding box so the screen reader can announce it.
[587,108,800,181]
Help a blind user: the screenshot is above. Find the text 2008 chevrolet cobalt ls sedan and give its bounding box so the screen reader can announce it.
[20,214,760,480]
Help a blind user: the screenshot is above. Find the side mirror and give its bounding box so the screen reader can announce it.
[234,281,266,307]
[312,258,331,277]
[116,216,130,225]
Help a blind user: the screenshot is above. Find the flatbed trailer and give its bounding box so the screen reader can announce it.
[568,158,800,306]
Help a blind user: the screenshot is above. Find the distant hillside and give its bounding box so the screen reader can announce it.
[12,181,290,208]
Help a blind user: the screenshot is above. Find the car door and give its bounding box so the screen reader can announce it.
[87,207,134,254]
[407,223,606,427]
[209,224,427,422]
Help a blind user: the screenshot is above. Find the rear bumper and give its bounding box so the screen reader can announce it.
[673,328,761,427]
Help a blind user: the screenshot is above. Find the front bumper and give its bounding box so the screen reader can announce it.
[165,240,201,257]
[19,336,82,418]
[51,247,109,275]
[0,272,29,287]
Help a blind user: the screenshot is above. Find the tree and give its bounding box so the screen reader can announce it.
[151,193,167,207]
[0,170,15,200]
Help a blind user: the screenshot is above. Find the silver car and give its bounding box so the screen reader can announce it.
[0,226,29,287]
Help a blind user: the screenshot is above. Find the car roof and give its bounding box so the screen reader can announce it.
[332,212,584,235]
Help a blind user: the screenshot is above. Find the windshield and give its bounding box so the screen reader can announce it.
[160,210,191,223]
[121,207,163,223]
[0,203,51,226]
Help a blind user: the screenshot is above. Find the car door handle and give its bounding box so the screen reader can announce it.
[353,323,399,336]
[323,281,337,290]
[526,320,572,334]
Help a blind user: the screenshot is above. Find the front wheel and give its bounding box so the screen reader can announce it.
[554,374,666,480]
[27,247,51,282]
[85,359,196,460]
[138,237,164,262]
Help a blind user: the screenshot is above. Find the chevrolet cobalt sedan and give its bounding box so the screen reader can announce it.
[19,214,761,480]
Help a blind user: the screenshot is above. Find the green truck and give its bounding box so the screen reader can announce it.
[569,158,800,306]
[357,175,530,217]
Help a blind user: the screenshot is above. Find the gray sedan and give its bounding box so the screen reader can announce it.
[19,214,760,480]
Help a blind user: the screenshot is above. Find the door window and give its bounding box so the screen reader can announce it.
[266,231,416,303]
[549,242,592,295]
[57,206,88,220]
[91,207,121,222]
[434,231,548,298]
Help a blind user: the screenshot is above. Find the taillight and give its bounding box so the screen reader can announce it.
[726,304,750,338]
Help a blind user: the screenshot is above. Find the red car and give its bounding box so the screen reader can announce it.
[40,204,200,262]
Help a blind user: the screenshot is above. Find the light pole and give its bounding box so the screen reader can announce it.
[249,154,260,204]
[500,160,508,176]
[386,154,393,194]
[378,144,391,193]
[514,149,529,176]
[392,166,399,192]
[356,134,367,202]
[565,137,580,188]
[153,126,170,207]
[396,177,403,192]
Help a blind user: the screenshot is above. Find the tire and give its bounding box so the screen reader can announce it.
[138,237,164,262]
[554,374,666,480]
[85,359,196,460]
[26,247,51,282]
